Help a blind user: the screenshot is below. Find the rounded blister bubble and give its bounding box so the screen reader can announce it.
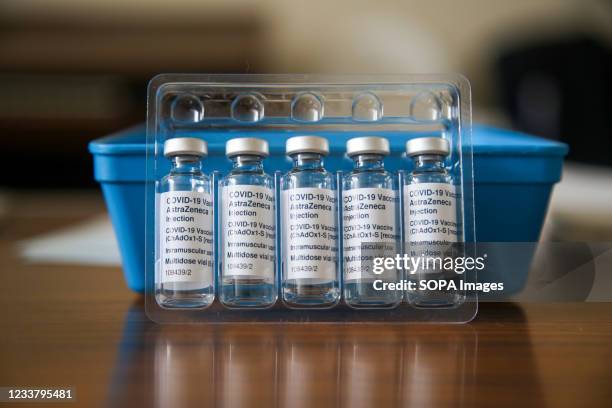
[171,94,204,123]
[410,91,442,121]
[231,94,265,122]
[438,90,454,119]
[291,92,323,122]
[352,92,383,121]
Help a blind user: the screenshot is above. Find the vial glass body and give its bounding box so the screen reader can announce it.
[342,154,402,308]
[156,155,214,308]
[281,153,340,308]
[219,154,277,308]
[404,154,463,308]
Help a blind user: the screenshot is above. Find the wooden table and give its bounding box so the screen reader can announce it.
[1,192,611,407]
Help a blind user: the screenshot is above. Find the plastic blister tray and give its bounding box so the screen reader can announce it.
[140,74,480,323]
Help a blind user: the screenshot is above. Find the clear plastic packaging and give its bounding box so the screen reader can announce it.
[146,74,476,323]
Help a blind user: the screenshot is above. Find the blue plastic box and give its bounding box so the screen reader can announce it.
[89,124,567,294]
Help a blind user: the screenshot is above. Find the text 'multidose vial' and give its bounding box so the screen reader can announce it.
[220,137,277,308]
[281,136,340,308]
[342,136,402,308]
[156,137,214,309]
[404,136,463,308]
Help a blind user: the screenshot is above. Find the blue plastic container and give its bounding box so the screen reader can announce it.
[90,124,567,294]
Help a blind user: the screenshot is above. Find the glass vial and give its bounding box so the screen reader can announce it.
[156,137,214,308]
[342,137,402,308]
[404,137,462,307]
[219,138,277,308]
[281,136,340,308]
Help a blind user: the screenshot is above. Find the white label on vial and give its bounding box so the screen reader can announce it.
[281,188,338,280]
[221,185,275,278]
[342,188,398,280]
[403,183,458,246]
[159,191,213,285]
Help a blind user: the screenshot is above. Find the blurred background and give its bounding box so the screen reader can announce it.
[0,0,612,178]
[1,0,611,186]
[0,0,611,295]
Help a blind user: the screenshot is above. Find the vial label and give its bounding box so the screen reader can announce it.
[342,188,398,280]
[221,185,275,278]
[281,188,338,280]
[403,183,458,246]
[159,191,213,284]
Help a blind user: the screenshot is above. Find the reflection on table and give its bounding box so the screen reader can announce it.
[108,302,542,408]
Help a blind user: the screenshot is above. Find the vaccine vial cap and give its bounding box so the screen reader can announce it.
[225,137,269,158]
[163,137,207,158]
[286,136,329,156]
[405,137,450,157]
[346,136,390,157]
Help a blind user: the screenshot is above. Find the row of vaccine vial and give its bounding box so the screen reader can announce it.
[156,135,459,310]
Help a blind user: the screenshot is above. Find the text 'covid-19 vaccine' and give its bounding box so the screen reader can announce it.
[281,136,340,308]
[220,138,277,308]
[156,137,214,309]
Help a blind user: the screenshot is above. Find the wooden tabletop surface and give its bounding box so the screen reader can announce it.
[1,192,611,408]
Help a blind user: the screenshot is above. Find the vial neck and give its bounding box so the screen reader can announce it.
[412,154,446,171]
[231,155,264,172]
[291,153,324,170]
[171,155,202,174]
[353,154,385,170]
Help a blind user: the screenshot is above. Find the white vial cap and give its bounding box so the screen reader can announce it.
[405,137,450,157]
[163,137,207,158]
[346,136,390,157]
[225,137,269,158]
[286,136,329,156]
